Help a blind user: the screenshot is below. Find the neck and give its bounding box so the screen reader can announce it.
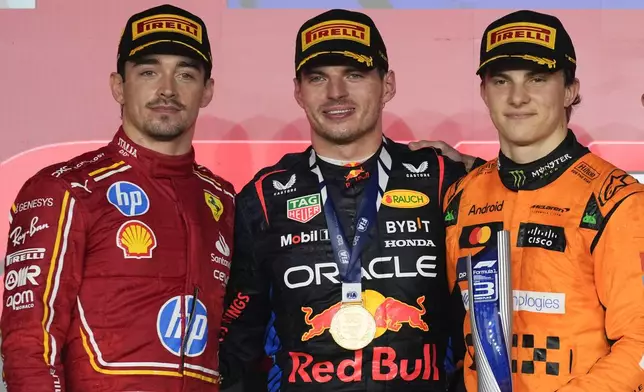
[311,129,382,162]
[499,125,568,164]
[121,120,194,156]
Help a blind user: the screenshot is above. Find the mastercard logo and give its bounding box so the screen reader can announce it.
[468,225,492,245]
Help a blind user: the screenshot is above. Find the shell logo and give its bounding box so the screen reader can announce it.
[116,220,157,259]
[382,189,429,208]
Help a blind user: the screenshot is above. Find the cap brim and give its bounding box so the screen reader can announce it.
[128,40,211,67]
[476,54,559,76]
[298,52,375,72]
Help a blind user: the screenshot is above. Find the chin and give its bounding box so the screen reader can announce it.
[318,127,369,145]
[144,122,187,141]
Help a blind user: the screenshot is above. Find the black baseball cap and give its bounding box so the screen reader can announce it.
[294,9,389,74]
[117,4,212,78]
[477,10,576,76]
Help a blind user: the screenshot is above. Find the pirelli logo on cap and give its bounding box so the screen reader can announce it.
[301,20,370,51]
[132,14,202,43]
[486,22,556,52]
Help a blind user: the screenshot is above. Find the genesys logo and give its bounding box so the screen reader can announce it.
[280,229,329,247]
[283,255,437,289]
[461,289,565,315]
[12,197,54,214]
[382,190,429,209]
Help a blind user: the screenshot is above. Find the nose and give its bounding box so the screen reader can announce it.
[326,76,349,101]
[508,83,530,107]
[158,72,177,99]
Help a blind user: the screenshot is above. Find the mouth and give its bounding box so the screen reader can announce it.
[505,113,536,120]
[322,107,355,119]
[148,105,182,114]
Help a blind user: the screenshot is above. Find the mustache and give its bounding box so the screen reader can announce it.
[146,98,185,110]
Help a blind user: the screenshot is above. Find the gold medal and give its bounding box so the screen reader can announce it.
[329,303,376,350]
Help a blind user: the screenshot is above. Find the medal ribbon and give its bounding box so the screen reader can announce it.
[309,143,392,301]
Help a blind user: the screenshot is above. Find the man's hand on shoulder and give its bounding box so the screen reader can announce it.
[408,140,477,172]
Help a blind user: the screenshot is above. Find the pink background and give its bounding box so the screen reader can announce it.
[1,1,644,319]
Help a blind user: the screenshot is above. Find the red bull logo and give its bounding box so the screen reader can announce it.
[343,166,370,188]
[289,343,439,383]
[301,290,428,342]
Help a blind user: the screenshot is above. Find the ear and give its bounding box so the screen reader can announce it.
[564,77,580,108]
[293,77,305,109]
[110,72,125,105]
[200,78,215,108]
[382,70,396,105]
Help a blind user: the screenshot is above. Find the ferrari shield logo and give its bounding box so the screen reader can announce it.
[204,190,224,221]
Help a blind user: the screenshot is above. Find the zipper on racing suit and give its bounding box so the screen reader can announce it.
[180,286,200,373]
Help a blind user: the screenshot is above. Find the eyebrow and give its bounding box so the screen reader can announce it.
[131,57,160,67]
[130,57,201,71]
[303,66,368,77]
[176,59,201,70]
[491,69,549,79]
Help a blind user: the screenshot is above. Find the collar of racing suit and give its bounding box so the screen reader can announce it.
[108,127,196,178]
[497,129,590,191]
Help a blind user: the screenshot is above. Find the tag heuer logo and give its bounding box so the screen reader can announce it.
[287,194,321,223]
[403,162,430,178]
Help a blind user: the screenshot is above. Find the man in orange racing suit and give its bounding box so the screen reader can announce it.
[443,10,644,392]
[1,5,235,391]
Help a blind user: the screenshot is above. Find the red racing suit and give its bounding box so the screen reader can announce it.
[1,128,235,392]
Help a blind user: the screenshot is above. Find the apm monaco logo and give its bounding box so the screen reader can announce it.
[402,162,430,178]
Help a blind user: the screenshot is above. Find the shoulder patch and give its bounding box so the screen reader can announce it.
[579,194,603,231]
[598,169,639,207]
[48,149,112,179]
[444,190,462,227]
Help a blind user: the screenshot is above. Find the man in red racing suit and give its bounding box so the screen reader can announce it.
[1,5,235,392]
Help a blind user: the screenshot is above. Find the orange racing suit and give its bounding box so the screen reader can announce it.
[444,131,644,391]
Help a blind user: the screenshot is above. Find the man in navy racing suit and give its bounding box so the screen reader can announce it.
[218,9,475,392]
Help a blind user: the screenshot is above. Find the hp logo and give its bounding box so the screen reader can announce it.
[107,181,150,217]
[157,295,208,357]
